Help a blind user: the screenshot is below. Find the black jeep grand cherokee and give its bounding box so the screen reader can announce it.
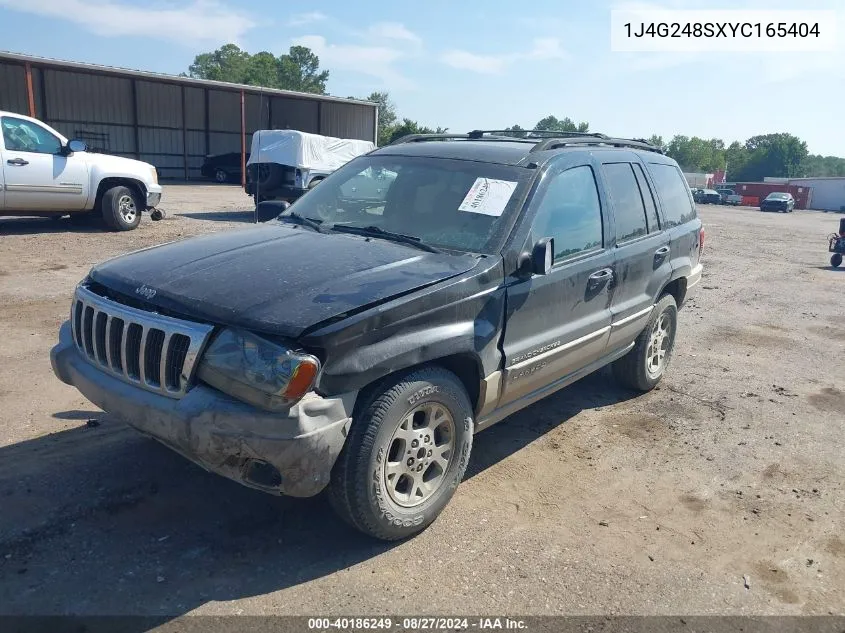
[51,130,704,541]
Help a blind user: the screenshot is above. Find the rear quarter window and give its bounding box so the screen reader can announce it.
[647,163,697,228]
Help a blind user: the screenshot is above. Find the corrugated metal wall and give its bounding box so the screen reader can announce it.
[0,58,377,181]
[0,63,28,114]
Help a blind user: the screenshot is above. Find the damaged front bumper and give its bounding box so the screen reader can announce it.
[50,322,354,497]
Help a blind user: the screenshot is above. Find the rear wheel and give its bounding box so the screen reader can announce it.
[101,185,142,231]
[832,253,843,268]
[328,366,474,541]
[214,168,228,183]
[613,293,678,392]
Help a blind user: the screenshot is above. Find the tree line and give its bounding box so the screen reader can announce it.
[187,44,843,179]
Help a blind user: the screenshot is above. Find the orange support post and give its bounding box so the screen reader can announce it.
[24,62,36,117]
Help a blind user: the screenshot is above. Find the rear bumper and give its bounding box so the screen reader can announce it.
[686,263,703,293]
[50,322,354,497]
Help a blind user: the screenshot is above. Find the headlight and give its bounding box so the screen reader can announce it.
[149,165,159,185]
[197,329,320,411]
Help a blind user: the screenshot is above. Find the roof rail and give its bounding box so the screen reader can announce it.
[467,129,609,140]
[529,136,664,154]
[385,130,664,155]
[388,133,470,145]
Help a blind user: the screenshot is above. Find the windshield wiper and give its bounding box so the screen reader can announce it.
[330,224,440,253]
[278,212,324,233]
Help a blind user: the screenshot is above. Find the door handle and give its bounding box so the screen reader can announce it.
[654,246,671,257]
[587,268,614,290]
[7,158,29,166]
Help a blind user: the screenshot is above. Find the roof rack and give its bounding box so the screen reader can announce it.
[387,130,664,154]
[529,136,663,154]
[388,133,474,145]
[467,129,609,140]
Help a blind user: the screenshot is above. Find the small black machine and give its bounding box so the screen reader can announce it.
[829,217,845,268]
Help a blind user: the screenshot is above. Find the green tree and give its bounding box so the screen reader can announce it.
[187,44,329,94]
[733,133,808,181]
[534,115,589,133]
[277,45,329,94]
[503,124,527,138]
[188,43,251,83]
[647,134,665,149]
[799,154,845,177]
[388,119,447,144]
[364,91,397,146]
[665,135,725,173]
[243,51,279,88]
[724,141,749,181]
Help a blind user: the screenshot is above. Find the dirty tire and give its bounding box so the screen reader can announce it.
[832,253,843,268]
[328,366,474,541]
[613,293,678,392]
[101,185,142,231]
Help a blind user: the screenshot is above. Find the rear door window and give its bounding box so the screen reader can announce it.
[632,163,660,233]
[647,163,697,228]
[602,163,648,243]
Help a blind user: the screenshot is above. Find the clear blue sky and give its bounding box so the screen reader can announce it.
[0,0,841,155]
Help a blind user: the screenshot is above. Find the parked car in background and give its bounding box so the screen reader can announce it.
[244,130,375,205]
[694,189,722,204]
[716,188,735,202]
[760,192,795,213]
[201,152,249,184]
[721,191,743,206]
[51,129,703,541]
[0,110,161,230]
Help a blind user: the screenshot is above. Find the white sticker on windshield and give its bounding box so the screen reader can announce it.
[458,178,518,217]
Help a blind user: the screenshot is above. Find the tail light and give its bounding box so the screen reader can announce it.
[699,228,705,257]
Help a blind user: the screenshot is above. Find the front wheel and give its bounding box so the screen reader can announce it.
[328,367,474,541]
[613,293,678,392]
[214,169,229,183]
[101,186,142,231]
[832,253,843,268]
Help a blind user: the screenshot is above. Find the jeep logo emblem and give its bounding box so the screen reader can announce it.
[135,285,157,300]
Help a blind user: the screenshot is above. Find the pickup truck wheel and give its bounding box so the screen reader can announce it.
[613,293,678,392]
[101,186,142,231]
[328,367,474,541]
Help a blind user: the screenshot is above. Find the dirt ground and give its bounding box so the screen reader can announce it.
[0,185,843,617]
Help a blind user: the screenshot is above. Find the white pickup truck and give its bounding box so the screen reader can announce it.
[0,110,162,230]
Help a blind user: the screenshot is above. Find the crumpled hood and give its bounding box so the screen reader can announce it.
[88,224,479,339]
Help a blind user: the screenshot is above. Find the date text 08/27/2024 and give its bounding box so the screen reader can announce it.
[307,617,528,630]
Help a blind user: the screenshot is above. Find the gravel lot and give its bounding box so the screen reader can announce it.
[0,185,843,617]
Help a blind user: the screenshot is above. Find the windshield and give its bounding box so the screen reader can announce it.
[767,193,789,200]
[285,155,533,254]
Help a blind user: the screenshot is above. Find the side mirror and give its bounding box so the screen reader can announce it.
[67,139,87,153]
[532,237,554,275]
[517,237,555,277]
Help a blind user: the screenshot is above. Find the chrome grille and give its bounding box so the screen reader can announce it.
[71,285,214,398]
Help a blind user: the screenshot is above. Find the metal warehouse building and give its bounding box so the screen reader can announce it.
[0,51,378,182]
